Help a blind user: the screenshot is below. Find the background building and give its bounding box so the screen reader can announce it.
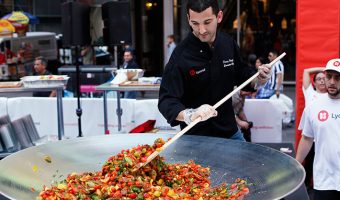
[0,0,296,80]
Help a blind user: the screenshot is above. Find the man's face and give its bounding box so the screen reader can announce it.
[187,7,222,45]
[314,72,326,92]
[268,52,276,62]
[325,71,340,98]
[123,52,133,63]
[34,60,45,74]
[255,59,263,69]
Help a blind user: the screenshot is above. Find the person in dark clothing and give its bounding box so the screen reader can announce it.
[121,48,140,98]
[32,56,56,97]
[158,0,271,140]
[122,48,140,69]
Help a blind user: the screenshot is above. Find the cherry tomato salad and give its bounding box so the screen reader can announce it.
[38,138,249,200]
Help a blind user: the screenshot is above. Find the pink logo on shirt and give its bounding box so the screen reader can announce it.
[318,110,329,122]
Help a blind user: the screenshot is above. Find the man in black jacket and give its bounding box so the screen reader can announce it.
[158,0,271,140]
[33,56,56,97]
[121,48,140,98]
[122,48,140,69]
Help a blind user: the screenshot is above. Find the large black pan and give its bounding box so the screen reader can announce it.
[0,134,305,200]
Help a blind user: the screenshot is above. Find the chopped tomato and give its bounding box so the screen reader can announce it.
[38,138,249,199]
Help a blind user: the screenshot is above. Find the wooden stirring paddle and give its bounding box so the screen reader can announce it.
[133,52,286,171]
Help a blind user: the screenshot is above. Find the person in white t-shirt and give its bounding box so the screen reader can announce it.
[302,67,327,106]
[296,58,340,200]
[300,67,327,191]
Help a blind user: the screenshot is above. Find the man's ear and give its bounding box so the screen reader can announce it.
[187,14,191,25]
[217,11,223,23]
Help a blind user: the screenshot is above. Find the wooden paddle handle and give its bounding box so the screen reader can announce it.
[139,52,286,169]
[214,52,286,109]
[141,117,201,166]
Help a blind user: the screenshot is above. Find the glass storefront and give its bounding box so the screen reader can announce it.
[171,0,296,81]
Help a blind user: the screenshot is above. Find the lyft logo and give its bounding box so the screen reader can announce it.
[318,110,340,122]
[332,113,340,120]
[318,110,329,122]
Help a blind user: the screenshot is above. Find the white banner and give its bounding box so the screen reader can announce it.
[133,99,179,132]
[0,98,7,117]
[7,97,135,138]
[244,99,283,143]
[6,98,283,142]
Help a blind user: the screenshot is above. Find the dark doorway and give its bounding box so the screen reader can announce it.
[134,0,163,77]
[220,0,296,81]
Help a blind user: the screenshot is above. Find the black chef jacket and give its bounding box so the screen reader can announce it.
[158,32,255,138]
[122,60,140,69]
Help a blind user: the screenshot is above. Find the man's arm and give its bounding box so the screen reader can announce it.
[176,110,185,122]
[251,64,271,88]
[49,90,57,97]
[296,135,314,163]
[235,114,250,129]
[275,73,283,97]
[302,67,324,89]
[81,47,90,57]
[158,60,186,126]
[176,105,217,125]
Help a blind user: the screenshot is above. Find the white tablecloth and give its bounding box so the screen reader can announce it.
[7,97,135,138]
[133,99,179,132]
[0,98,7,117]
[5,98,283,142]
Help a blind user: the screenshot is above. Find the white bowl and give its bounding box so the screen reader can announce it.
[116,69,144,81]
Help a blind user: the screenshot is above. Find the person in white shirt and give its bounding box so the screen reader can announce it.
[301,67,328,191]
[296,58,340,200]
[302,67,327,106]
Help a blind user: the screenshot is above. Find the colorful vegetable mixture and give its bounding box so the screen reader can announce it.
[38,138,249,200]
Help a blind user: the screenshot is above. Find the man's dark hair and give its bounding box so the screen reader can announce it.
[125,47,134,54]
[269,49,279,56]
[35,56,47,66]
[186,0,220,16]
[167,34,175,40]
[257,57,266,65]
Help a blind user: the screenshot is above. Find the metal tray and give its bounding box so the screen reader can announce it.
[21,75,69,88]
[0,134,305,200]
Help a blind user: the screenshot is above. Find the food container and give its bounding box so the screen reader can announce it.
[0,81,21,88]
[138,77,162,84]
[21,75,69,88]
[127,69,144,80]
[116,69,144,80]
[111,69,144,84]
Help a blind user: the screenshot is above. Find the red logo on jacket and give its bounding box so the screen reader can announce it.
[189,69,196,76]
